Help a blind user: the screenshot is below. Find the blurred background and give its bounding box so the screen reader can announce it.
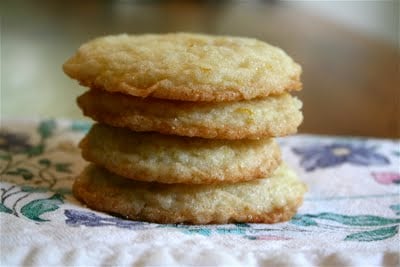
[1,0,399,138]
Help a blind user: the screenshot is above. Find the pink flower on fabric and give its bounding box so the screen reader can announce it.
[371,172,400,185]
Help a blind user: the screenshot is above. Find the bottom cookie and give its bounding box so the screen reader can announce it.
[73,164,307,224]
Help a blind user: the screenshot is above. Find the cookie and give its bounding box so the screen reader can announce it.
[77,90,303,139]
[79,124,281,184]
[73,163,307,224]
[63,33,302,102]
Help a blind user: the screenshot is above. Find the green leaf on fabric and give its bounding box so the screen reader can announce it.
[389,204,400,215]
[54,163,72,173]
[290,215,318,226]
[216,227,247,235]
[20,185,47,193]
[38,158,51,166]
[308,212,400,226]
[235,223,251,228]
[27,144,44,156]
[183,228,212,236]
[70,121,91,132]
[345,226,399,242]
[0,203,12,214]
[38,120,56,139]
[6,168,34,180]
[20,194,64,222]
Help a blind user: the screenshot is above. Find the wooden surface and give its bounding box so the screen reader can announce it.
[2,1,399,138]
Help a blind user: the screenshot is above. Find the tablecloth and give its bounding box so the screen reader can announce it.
[1,119,399,266]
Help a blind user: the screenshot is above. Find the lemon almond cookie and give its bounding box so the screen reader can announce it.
[73,163,307,224]
[78,90,303,139]
[63,33,302,102]
[79,123,281,184]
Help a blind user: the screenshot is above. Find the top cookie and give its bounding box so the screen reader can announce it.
[63,33,302,102]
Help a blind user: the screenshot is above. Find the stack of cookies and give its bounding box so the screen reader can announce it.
[63,33,306,224]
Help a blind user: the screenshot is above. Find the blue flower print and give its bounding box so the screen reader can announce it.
[64,209,150,230]
[293,143,389,172]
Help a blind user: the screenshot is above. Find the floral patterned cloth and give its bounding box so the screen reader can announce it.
[1,119,399,266]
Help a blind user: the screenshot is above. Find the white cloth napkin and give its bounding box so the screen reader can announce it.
[1,119,399,266]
